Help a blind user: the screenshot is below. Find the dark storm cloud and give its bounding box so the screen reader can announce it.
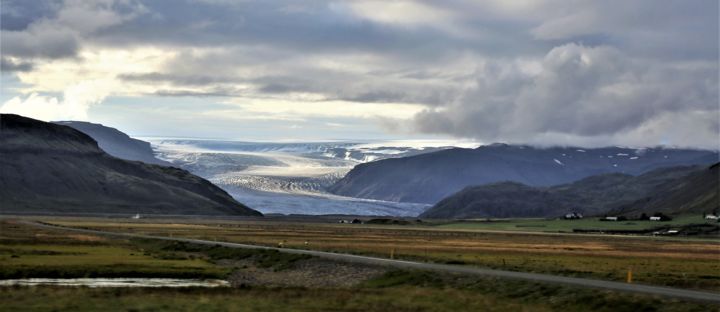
[2,0,718,148]
[1,29,79,59]
[0,0,61,31]
[0,58,34,72]
[1,0,145,59]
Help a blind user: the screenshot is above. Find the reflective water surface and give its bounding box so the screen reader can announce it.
[0,278,230,288]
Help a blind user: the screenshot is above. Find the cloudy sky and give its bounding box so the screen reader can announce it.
[1,0,718,148]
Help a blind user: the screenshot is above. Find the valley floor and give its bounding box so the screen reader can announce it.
[0,219,714,311]
[44,216,720,291]
[1,217,718,311]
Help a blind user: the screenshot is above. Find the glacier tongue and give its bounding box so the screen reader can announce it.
[148,139,435,216]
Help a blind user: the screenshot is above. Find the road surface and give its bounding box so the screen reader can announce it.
[21,221,720,304]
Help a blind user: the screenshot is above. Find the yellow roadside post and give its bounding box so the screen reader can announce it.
[627,268,633,283]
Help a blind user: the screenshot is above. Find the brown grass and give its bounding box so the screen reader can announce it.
[42,218,720,290]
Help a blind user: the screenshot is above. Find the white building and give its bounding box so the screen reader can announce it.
[564,212,583,219]
[649,216,661,221]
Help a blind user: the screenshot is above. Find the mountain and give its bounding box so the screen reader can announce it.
[54,121,171,166]
[610,163,719,217]
[329,144,718,204]
[420,165,708,219]
[0,114,261,216]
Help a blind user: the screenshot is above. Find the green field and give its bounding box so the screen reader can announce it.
[434,215,717,233]
[45,217,720,291]
[2,283,713,312]
[0,221,229,279]
[1,218,718,311]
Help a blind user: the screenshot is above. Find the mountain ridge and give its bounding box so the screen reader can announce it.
[54,120,171,166]
[330,144,718,204]
[0,114,261,216]
[420,164,712,219]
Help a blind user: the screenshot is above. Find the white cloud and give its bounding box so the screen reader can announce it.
[1,0,146,59]
[223,98,426,120]
[1,0,717,145]
[410,43,719,149]
[0,80,113,121]
[344,1,457,30]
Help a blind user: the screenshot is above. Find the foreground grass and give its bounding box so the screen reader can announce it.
[0,221,314,279]
[1,280,715,312]
[47,218,720,291]
[0,221,229,279]
[1,219,718,311]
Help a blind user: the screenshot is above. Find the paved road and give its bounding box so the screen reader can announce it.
[22,221,720,304]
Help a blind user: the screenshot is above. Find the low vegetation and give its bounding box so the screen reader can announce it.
[435,214,717,233]
[0,222,228,279]
[131,239,311,271]
[1,219,718,311]
[46,217,720,291]
[0,270,715,312]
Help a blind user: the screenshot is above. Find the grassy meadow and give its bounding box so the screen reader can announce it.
[45,217,720,291]
[1,280,714,312]
[1,219,718,311]
[435,215,716,232]
[0,221,229,279]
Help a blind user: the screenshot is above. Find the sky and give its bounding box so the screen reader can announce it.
[1,0,718,148]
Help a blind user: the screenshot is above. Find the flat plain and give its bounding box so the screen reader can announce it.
[39,215,720,291]
[1,218,718,311]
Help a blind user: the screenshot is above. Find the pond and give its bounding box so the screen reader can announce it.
[0,278,230,288]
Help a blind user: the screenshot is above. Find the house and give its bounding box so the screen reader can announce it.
[603,216,618,221]
[705,215,719,220]
[340,219,363,224]
[563,212,583,220]
[649,216,661,221]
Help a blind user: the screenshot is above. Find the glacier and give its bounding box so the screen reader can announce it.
[145,139,468,216]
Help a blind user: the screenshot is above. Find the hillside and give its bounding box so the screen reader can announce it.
[611,163,719,216]
[330,144,718,204]
[419,165,705,219]
[54,121,171,166]
[0,114,261,216]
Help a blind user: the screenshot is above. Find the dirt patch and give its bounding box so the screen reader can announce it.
[227,258,386,288]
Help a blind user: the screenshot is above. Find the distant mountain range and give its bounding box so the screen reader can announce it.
[420,164,718,219]
[0,114,260,216]
[54,121,171,166]
[330,144,718,204]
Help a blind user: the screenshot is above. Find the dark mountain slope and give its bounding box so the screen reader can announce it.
[0,114,261,216]
[420,165,704,219]
[54,121,171,166]
[611,163,719,216]
[330,144,718,204]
